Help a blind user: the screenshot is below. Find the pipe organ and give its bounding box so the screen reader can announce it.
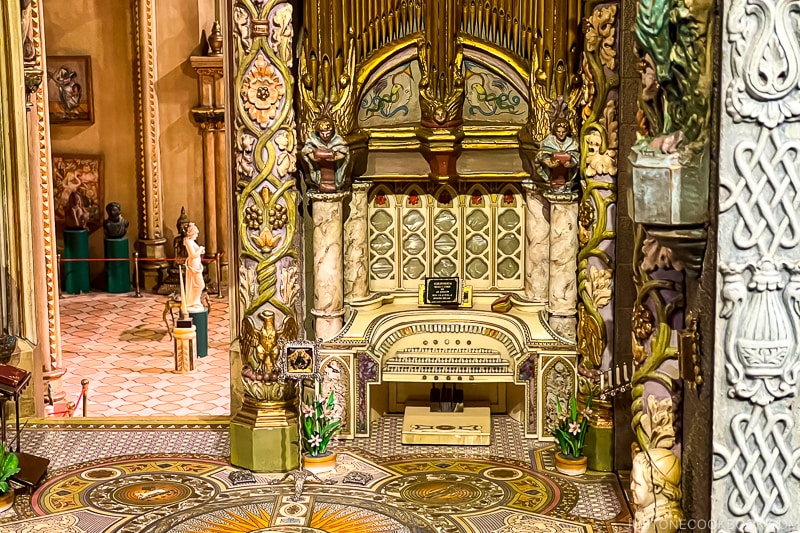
[302,0,584,441]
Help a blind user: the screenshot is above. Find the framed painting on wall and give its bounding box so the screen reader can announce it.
[52,154,103,232]
[46,55,94,125]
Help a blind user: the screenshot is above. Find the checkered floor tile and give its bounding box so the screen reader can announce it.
[59,291,230,417]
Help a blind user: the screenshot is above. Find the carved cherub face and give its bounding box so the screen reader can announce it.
[316,118,335,143]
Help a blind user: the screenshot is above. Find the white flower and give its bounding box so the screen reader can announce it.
[308,434,322,448]
[301,404,313,416]
[568,422,581,436]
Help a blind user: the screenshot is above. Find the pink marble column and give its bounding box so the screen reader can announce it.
[344,181,370,301]
[546,191,579,340]
[523,181,550,302]
[310,191,349,340]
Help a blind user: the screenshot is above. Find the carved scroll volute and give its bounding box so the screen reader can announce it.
[415,0,465,179]
[298,0,367,188]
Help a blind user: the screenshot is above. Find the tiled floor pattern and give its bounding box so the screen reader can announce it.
[59,291,230,417]
[1,417,632,532]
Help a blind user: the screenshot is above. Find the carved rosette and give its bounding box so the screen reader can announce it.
[576,1,619,391]
[231,0,301,402]
[712,0,800,529]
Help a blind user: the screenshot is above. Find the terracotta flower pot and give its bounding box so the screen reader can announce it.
[303,451,337,474]
[0,488,14,513]
[554,452,587,476]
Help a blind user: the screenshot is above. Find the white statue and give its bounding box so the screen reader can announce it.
[183,222,206,312]
[630,448,682,533]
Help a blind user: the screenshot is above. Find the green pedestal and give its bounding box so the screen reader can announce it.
[585,425,614,472]
[230,398,300,472]
[104,238,130,293]
[189,308,208,358]
[63,229,90,294]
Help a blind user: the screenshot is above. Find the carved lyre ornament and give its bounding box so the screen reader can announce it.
[720,260,800,406]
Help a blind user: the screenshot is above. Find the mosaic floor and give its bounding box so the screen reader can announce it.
[0,418,632,532]
[59,291,230,417]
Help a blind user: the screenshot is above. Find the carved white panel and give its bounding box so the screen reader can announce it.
[714,0,800,529]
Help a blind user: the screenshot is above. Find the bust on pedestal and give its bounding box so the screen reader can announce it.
[103,202,130,293]
[63,192,90,294]
[183,222,208,357]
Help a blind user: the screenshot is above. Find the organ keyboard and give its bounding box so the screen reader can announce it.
[383,336,514,382]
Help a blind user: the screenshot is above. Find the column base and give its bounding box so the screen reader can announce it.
[42,367,67,404]
[548,315,577,341]
[136,237,167,292]
[585,425,614,472]
[230,396,300,472]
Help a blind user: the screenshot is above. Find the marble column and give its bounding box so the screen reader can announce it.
[523,181,550,302]
[546,191,579,340]
[344,182,370,301]
[133,0,167,290]
[190,48,228,285]
[310,191,349,340]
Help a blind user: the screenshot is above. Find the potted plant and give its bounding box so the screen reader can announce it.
[550,393,593,476]
[0,444,20,512]
[300,388,341,474]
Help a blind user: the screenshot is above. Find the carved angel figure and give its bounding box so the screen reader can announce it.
[240,310,298,382]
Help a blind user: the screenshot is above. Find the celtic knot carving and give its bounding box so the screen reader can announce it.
[726,0,800,128]
[720,259,800,405]
[714,404,800,521]
[720,130,800,257]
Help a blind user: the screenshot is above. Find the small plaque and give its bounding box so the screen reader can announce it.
[423,277,462,305]
[278,339,321,381]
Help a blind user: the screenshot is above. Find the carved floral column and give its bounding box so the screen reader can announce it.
[24,0,64,410]
[344,181,370,302]
[627,0,714,528]
[576,0,619,473]
[310,191,348,340]
[711,0,800,529]
[227,0,303,472]
[133,0,168,289]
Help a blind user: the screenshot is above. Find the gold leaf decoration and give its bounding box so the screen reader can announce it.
[587,266,613,308]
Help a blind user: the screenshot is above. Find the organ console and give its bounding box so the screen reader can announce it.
[321,292,578,441]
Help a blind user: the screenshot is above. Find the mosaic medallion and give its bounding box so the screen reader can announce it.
[384,472,505,513]
[86,472,216,513]
[31,456,226,516]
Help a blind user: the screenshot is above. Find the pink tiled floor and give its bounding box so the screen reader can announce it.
[59,291,230,417]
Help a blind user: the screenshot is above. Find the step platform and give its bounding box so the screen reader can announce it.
[401,405,491,445]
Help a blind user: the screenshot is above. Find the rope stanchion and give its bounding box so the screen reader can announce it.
[57,253,63,297]
[81,379,89,416]
[134,252,141,297]
[215,252,223,299]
